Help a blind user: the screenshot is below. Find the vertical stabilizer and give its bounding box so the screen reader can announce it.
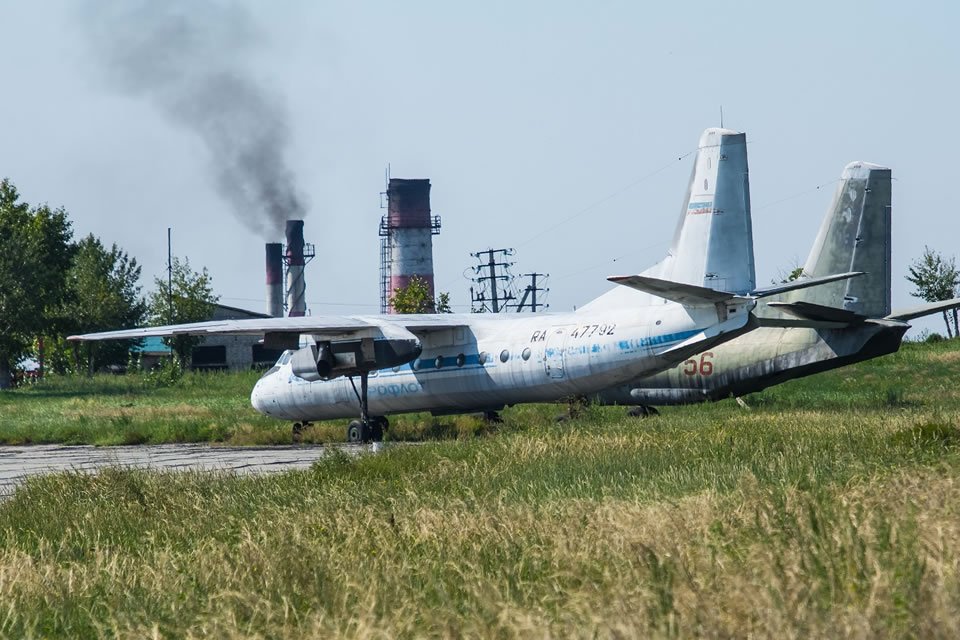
[649,128,755,293]
[582,128,754,311]
[786,162,891,317]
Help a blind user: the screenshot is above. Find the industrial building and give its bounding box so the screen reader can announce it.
[379,178,441,312]
[133,303,283,371]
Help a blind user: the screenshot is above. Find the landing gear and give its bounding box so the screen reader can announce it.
[346,372,388,443]
[627,405,659,418]
[347,420,365,443]
[482,411,503,424]
[292,421,311,443]
[346,416,388,443]
[556,395,589,422]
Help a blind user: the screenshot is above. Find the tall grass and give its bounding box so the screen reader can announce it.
[0,407,958,636]
[0,338,956,636]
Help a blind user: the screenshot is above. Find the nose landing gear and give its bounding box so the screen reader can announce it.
[346,371,388,443]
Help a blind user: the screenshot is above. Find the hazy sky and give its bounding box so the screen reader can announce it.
[2,1,957,335]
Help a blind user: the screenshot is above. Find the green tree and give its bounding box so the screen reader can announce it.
[46,234,147,374]
[0,179,73,387]
[389,276,452,314]
[148,257,219,365]
[780,266,806,284]
[906,246,960,338]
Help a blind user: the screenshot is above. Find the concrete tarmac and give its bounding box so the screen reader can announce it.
[0,443,372,498]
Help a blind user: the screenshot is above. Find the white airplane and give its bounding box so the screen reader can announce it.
[71,128,858,442]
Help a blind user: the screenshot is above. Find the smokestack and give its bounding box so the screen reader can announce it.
[381,178,440,313]
[285,220,306,317]
[265,243,283,318]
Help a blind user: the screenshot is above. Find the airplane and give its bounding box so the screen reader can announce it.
[596,160,960,413]
[70,128,859,442]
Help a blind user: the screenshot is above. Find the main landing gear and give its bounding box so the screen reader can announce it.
[347,416,387,443]
[292,421,312,443]
[346,371,388,443]
[627,405,660,418]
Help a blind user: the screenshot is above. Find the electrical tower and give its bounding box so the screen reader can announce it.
[512,272,549,313]
[469,250,550,313]
[469,248,516,313]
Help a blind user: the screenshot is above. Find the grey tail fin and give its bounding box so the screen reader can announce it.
[650,128,756,294]
[582,127,755,312]
[786,162,892,317]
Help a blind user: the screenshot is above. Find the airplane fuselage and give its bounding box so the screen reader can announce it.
[251,302,754,422]
[597,320,908,406]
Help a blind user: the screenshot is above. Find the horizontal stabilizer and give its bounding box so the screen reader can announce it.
[750,271,865,299]
[756,317,851,329]
[758,316,909,330]
[767,301,867,325]
[607,275,736,306]
[886,297,960,322]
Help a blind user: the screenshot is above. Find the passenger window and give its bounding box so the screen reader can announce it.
[521,347,531,361]
[500,350,510,363]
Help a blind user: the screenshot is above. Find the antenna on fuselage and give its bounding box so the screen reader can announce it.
[720,105,724,129]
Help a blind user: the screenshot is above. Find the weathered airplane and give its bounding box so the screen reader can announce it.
[71,128,858,441]
[598,160,960,413]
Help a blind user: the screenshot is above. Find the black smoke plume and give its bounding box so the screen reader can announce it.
[83,1,306,237]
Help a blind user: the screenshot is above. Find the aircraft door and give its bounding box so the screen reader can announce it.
[544,325,573,379]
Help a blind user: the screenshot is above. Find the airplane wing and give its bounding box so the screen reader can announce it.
[886,297,960,322]
[68,314,474,343]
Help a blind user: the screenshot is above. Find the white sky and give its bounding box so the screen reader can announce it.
[2,0,957,336]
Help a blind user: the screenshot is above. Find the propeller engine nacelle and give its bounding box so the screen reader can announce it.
[289,337,421,382]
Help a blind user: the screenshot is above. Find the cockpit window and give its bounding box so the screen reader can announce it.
[259,365,280,379]
[260,350,293,379]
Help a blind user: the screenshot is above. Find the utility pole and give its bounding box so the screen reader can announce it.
[513,272,549,313]
[167,227,173,323]
[470,248,515,313]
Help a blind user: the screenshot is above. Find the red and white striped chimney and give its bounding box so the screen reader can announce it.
[384,179,437,313]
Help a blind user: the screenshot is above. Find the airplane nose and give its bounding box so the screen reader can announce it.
[251,380,270,415]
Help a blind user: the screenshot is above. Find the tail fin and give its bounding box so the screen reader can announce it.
[650,128,755,293]
[786,162,892,317]
[582,128,754,312]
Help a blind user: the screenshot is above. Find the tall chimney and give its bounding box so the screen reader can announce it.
[380,178,440,313]
[285,220,306,317]
[265,243,283,317]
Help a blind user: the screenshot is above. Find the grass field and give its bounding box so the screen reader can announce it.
[0,338,958,637]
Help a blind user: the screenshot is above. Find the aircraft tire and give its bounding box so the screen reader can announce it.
[627,405,659,418]
[347,420,364,443]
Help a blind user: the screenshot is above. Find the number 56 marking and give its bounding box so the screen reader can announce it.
[682,352,715,376]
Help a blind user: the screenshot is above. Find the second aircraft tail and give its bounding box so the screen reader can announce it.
[785,162,892,317]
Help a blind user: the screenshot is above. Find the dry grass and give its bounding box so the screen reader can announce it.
[0,468,958,638]
[0,417,958,638]
[0,338,957,636]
